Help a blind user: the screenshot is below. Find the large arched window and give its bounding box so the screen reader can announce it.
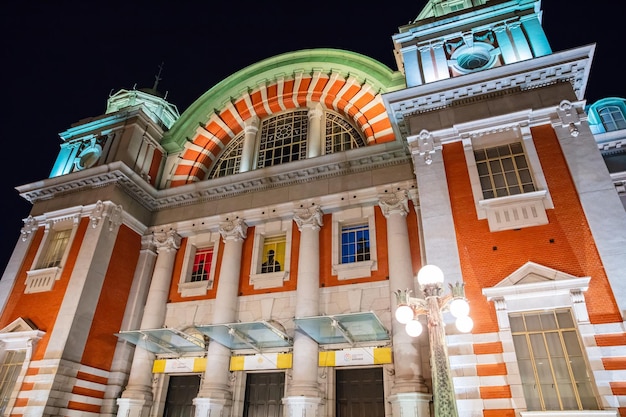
[598,105,626,132]
[325,113,366,153]
[208,109,365,179]
[258,110,309,169]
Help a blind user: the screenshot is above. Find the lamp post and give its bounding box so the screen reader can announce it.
[394,265,473,417]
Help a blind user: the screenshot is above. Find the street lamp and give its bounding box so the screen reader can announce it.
[394,264,473,417]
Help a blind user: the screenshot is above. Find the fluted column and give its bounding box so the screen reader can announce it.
[283,207,324,416]
[194,219,248,417]
[117,230,181,417]
[379,191,431,417]
[240,117,259,172]
[307,104,324,158]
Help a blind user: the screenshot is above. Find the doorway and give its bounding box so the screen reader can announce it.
[243,372,285,417]
[163,374,201,417]
[336,367,384,417]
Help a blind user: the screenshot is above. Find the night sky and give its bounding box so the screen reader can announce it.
[1,1,623,274]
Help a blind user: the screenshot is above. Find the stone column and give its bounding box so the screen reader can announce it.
[555,100,626,318]
[117,229,181,417]
[379,191,431,417]
[194,219,247,417]
[283,207,324,416]
[307,104,324,158]
[104,234,158,415]
[240,117,259,172]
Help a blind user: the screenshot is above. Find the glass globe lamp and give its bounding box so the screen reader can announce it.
[449,298,470,318]
[395,304,414,324]
[405,319,423,337]
[417,264,445,287]
[455,315,474,333]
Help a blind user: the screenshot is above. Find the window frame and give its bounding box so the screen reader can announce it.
[0,319,44,416]
[249,220,292,290]
[482,262,603,416]
[178,232,220,297]
[509,309,598,412]
[331,206,377,280]
[25,216,80,293]
[463,120,553,232]
[598,105,626,132]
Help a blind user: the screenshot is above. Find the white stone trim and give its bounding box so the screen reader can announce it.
[249,219,293,289]
[460,117,552,232]
[331,205,378,280]
[177,231,220,297]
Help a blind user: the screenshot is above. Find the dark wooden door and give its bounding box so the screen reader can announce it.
[163,375,200,417]
[243,372,285,417]
[336,368,385,417]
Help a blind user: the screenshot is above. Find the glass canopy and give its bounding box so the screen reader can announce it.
[193,321,292,352]
[294,312,390,346]
[116,328,206,355]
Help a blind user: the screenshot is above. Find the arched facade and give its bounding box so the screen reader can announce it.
[160,49,405,187]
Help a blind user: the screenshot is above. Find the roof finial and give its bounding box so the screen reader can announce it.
[152,62,164,91]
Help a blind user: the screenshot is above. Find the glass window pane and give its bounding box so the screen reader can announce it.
[510,316,525,332]
[489,160,503,174]
[540,312,557,330]
[557,382,577,410]
[557,311,575,328]
[501,157,514,171]
[525,315,541,331]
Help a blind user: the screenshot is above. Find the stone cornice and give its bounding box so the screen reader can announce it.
[17,141,411,212]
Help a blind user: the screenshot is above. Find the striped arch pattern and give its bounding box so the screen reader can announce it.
[169,71,396,187]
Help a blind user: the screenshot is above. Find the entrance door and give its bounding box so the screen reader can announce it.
[336,367,385,417]
[243,372,285,417]
[163,375,201,417]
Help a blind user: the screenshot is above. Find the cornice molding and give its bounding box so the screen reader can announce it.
[17,142,411,212]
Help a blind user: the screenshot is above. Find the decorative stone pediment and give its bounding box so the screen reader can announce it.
[0,317,38,334]
[492,261,584,288]
[482,261,591,327]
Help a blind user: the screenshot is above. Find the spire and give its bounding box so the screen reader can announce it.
[152,62,164,92]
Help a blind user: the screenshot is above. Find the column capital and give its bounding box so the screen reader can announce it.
[294,206,323,231]
[244,116,260,134]
[378,190,409,218]
[219,218,248,242]
[307,105,324,121]
[152,229,181,253]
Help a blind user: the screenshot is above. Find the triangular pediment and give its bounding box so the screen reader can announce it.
[494,261,580,288]
[483,261,590,302]
[0,317,38,334]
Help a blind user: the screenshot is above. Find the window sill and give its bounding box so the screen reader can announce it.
[250,271,289,290]
[178,280,212,298]
[478,190,549,232]
[332,260,376,280]
[25,267,61,293]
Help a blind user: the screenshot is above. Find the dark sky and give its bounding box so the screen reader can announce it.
[1,1,623,274]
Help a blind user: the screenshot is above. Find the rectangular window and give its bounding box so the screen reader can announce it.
[37,229,71,269]
[510,309,598,411]
[341,224,370,264]
[0,350,26,414]
[261,236,285,273]
[190,248,213,282]
[474,142,535,199]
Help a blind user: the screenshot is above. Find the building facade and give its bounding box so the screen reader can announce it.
[1,1,625,417]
